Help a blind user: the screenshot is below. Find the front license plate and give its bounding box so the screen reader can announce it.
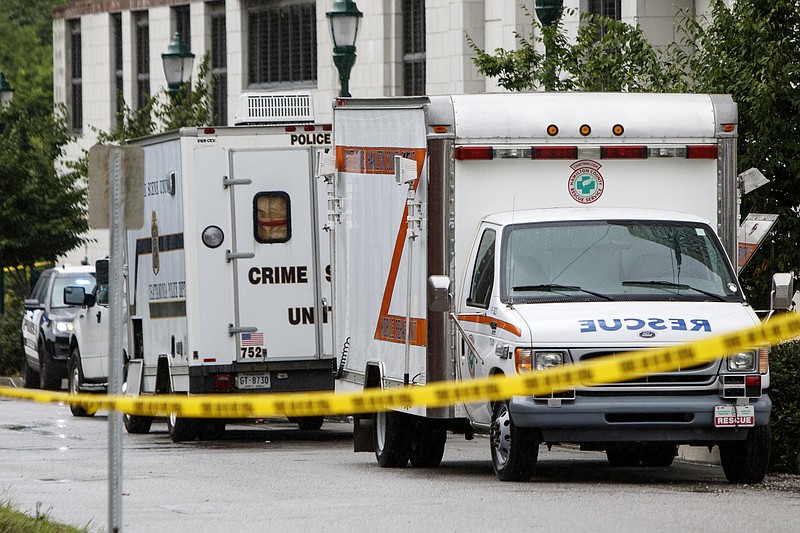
[236,372,271,390]
[714,405,755,427]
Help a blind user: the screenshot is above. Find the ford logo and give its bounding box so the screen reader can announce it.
[639,330,656,339]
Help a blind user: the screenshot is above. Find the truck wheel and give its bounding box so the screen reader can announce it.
[38,340,61,390]
[23,360,40,389]
[291,416,324,431]
[374,410,410,467]
[490,401,538,481]
[640,444,677,467]
[197,420,226,440]
[68,352,94,417]
[720,425,770,484]
[409,424,446,468]
[168,410,197,443]
[124,413,153,435]
[606,444,643,467]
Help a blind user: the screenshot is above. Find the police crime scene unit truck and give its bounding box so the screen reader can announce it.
[122,94,334,442]
[329,93,774,483]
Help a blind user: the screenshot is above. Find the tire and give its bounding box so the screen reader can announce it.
[409,424,447,468]
[23,359,40,389]
[640,444,677,468]
[490,401,538,481]
[374,410,410,468]
[68,352,94,417]
[293,416,324,431]
[606,444,643,467]
[720,425,771,484]
[121,371,153,434]
[168,409,197,443]
[197,420,227,441]
[38,340,61,390]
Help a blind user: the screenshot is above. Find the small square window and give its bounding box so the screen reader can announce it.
[254,192,291,243]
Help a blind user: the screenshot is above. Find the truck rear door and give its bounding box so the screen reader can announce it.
[229,149,329,362]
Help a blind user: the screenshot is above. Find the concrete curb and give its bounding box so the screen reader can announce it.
[0,376,23,388]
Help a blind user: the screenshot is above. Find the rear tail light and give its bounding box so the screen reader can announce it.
[600,146,647,159]
[216,373,232,393]
[454,146,493,160]
[532,146,578,159]
[687,145,718,159]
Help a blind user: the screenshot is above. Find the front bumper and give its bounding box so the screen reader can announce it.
[509,392,772,444]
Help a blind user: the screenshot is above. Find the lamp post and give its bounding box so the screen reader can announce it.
[534,0,563,90]
[161,32,195,100]
[326,0,363,98]
[0,69,14,106]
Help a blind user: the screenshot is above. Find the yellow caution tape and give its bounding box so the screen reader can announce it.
[2,312,800,418]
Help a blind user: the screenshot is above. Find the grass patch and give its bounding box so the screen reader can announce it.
[0,500,88,533]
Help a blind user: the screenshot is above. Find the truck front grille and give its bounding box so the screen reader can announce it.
[574,349,719,387]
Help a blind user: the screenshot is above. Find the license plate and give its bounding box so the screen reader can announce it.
[714,405,755,427]
[235,372,271,390]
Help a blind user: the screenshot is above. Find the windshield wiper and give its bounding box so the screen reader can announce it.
[513,283,613,301]
[621,280,726,301]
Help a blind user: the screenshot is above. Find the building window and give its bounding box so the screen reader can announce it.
[585,0,621,38]
[247,0,317,87]
[402,0,426,96]
[209,1,228,125]
[67,19,82,133]
[254,192,291,243]
[173,4,191,49]
[134,11,150,110]
[111,13,123,123]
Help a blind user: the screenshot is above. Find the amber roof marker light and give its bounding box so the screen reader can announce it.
[547,124,559,136]
[580,124,591,136]
[612,124,624,136]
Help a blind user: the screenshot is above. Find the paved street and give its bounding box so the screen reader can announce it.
[1,395,799,533]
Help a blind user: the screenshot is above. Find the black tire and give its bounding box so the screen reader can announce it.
[197,420,226,441]
[121,370,153,434]
[38,340,61,390]
[292,416,324,431]
[720,425,771,484]
[168,410,197,442]
[606,444,643,467]
[68,352,94,417]
[23,359,40,389]
[374,410,410,468]
[641,444,677,467]
[409,424,447,468]
[490,401,538,481]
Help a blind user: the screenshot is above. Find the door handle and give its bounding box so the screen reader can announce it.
[96,311,102,323]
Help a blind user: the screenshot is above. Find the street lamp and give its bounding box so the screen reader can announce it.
[161,32,195,98]
[0,69,14,106]
[534,0,563,28]
[326,0,363,98]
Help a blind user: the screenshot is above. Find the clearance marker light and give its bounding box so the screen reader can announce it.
[455,146,493,160]
[687,145,719,159]
[601,145,647,159]
[547,124,559,136]
[579,124,592,136]
[722,123,736,133]
[532,146,578,160]
[612,124,624,136]
[433,125,448,133]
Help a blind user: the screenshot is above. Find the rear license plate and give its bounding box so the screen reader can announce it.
[714,405,755,427]
[236,372,271,390]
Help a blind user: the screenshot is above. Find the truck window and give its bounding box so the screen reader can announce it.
[254,192,291,243]
[467,229,496,308]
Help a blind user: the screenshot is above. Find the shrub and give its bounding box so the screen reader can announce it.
[768,339,800,473]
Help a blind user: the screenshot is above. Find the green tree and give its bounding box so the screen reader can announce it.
[678,0,800,309]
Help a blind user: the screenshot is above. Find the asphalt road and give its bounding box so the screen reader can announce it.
[1,395,799,533]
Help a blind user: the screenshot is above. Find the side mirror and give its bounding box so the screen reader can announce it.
[427,275,452,313]
[95,258,109,286]
[771,272,795,311]
[64,286,95,307]
[23,298,43,311]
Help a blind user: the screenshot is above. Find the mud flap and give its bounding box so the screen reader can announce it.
[353,412,375,452]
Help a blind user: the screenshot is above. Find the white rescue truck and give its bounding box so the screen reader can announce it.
[118,94,334,441]
[330,93,775,483]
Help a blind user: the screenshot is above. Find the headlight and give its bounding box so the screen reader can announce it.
[535,352,564,371]
[728,351,756,371]
[53,321,73,334]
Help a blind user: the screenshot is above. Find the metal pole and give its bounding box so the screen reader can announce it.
[108,147,125,532]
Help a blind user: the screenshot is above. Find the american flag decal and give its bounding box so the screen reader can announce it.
[241,332,264,346]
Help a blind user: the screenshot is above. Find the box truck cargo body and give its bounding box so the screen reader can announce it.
[329,93,772,483]
[122,107,333,441]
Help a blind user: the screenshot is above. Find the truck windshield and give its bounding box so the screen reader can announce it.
[500,220,743,304]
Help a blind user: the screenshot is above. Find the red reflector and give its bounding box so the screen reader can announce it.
[531,146,577,160]
[455,146,493,160]
[687,145,718,159]
[322,124,332,131]
[304,125,315,131]
[216,374,232,393]
[285,126,297,132]
[601,146,647,159]
[745,375,761,387]
[203,127,216,135]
